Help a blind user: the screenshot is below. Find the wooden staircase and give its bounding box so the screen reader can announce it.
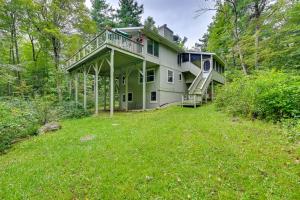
[181,68,213,108]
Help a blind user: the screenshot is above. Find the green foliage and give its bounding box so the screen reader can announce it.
[116,0,144,27]
[0,99,39,153]
[55,101,90,119]
[144,16,157,32]
[216,70,300,122]
[0,97,90,153]
[204,0,300,73]
[91,0,115,30]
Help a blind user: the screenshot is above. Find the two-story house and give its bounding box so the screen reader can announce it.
[66,24,225,116]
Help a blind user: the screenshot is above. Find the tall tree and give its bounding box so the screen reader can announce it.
[116,0,143,27]
[33,0,96,101]
[0,0,24,85]
[91,0,115,31]
[144,16,157,31]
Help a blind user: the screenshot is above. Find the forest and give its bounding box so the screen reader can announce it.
[0,0,299,152]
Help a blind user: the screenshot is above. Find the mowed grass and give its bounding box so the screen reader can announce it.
[0,105,299,199]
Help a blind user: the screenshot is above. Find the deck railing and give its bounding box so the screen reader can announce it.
[66,30,144,68]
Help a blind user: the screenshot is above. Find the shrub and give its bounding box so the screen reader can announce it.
[55,101,90,119]
[0,99,39,153]
[216,70,300,122]
[0,97,90,153]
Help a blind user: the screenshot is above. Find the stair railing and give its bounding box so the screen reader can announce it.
[188,68,203,94]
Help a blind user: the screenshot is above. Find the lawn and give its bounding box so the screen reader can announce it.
[0,105,299,199]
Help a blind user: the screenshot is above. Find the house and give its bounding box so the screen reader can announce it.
[65,25,225,117]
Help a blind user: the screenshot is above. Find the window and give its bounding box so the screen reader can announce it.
[147,39,159,57]
[128,93,133,102]
[150,91,157,103]
[147,69,155,82]
[154,42,159,57]
[179,73,182,81]
[182,53,189,62]
[122,76,125,85]
[177,54,182,66]
[167,70,174,83]
[204,60,211,71]
[139,69,155,83]
[191,54,201,62]
[147,39,153,55]
[123,93,133,102]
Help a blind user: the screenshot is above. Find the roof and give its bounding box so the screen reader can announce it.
[113,26,225,65]
[142,28,184,53]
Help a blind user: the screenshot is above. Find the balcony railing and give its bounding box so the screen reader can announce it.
[66,30,144,68]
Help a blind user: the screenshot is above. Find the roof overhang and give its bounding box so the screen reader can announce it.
[141,28,184,53]
[185,50,226,67]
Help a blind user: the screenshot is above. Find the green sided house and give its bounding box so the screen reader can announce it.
[65,24,225,117]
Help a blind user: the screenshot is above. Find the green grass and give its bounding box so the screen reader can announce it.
[0,105,299,199]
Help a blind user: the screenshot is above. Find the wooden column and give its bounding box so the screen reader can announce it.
[75,72,78,105]
[104,76,107,111]
[110,49,115,117]
[83,67,87,111]
[142,60,146,110]
[69,74,72,98]
[94,63,99,115]
[211,81,214,101]
[125,70,129,111]
[94,60,104,115]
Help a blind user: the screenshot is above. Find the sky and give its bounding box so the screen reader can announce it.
[85,0,216,48]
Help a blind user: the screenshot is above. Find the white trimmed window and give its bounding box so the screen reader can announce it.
[147,69,155,82]
[150,91,157,103]
[167,70,174,83]
[122,94,126,102]
[139,69,155,83]
[147,39,159,57]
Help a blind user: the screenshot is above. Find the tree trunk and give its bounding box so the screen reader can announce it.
[254,23,259,69]
[11,12,21,84]
[236,42,247,75]
[52,37,63,102]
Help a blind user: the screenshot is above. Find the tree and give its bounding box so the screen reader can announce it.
[33,0,96,101]
[91,0,115,31]
[0,0,24,84]
[116,0,144,27]
[144,16,157,32]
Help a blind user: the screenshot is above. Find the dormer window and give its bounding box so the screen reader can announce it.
[147,39,159,57]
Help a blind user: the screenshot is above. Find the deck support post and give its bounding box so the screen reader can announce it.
[94,64,99,115]
[125,70,129,111]
[75,72,78,105]
[110,49,115,117]
[104,77,107,111]
[211,81,214,101]
[69,74,72,98]
[94,60,104,115]
[205,90,208,103]
[142,60,146,111]
[83,67,87,111]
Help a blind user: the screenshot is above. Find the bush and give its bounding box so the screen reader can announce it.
[216,70,300,122]
[0,99,39,153]
[55,101,90,119]
[0,97,90,153]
